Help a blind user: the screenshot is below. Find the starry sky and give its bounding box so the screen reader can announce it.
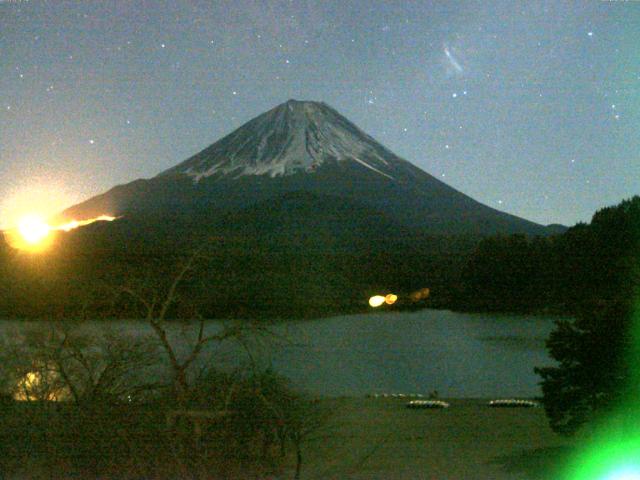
[1,0,639,228]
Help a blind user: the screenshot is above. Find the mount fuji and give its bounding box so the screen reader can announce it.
[62,99,551,236]
[16,100,567,318]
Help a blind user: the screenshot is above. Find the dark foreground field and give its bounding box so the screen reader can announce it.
[0,397,575,480]
[299,397,574,480]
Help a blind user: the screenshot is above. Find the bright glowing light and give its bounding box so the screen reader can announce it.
[3,214,117,252]
[562,429,640,480]
[603,467,640,480]
[385,294,398,305]
[369,295,386,308]
[0,178,83,231]
[17,215,51,245]
[14,369,69,402]
[56,215,116,232]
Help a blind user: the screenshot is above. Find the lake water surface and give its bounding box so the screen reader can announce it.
[0,309,558,398]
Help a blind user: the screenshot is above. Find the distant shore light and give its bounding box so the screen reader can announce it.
[369,295,386,307]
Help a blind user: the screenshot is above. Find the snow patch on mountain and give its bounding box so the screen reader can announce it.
[351,158,394,179]
[160,100,399,182]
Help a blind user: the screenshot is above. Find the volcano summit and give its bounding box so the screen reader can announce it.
[63,99,550,236]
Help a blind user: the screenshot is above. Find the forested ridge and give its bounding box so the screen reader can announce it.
[0,196,636,320]
[454,196,640,314]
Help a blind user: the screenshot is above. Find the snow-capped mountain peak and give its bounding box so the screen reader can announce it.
[159,99,399,182]
[61,99,552,237]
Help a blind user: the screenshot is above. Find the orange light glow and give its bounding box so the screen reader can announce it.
[2,214,117,252]
[410,288,431,302]
[14,370,70,402]
[57,215,116,232]
[385,294,398,305]
[17,215,50,245]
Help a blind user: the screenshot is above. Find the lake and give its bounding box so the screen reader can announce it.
[0,309,558,398]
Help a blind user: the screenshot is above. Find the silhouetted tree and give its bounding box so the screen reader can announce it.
[535,196,640,435]
[535,300,635,435]
[121,251,262,407]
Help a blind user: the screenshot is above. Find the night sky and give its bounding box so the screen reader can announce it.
[1,0,639,228]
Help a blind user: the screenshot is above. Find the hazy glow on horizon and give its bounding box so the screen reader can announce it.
[3,214,116,252]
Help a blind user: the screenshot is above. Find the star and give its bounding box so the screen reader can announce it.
[161,43,166,48]
[232,91,237,95]
[89,139,95,145]
[452,93,458,98]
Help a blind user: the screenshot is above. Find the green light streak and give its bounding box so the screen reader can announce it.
[563,430,640,480]
[562,294,640,480]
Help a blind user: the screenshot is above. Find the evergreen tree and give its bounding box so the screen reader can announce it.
[535,196,640,435]
[535,300,634,435]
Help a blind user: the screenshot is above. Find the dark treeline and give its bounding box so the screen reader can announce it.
[0,210,477,320]
[2,196,636,320]
[454,196,640,313]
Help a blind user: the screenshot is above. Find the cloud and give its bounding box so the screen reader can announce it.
[443,43,464,77]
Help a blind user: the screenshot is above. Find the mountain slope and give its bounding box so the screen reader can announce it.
[62,99,550,236]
